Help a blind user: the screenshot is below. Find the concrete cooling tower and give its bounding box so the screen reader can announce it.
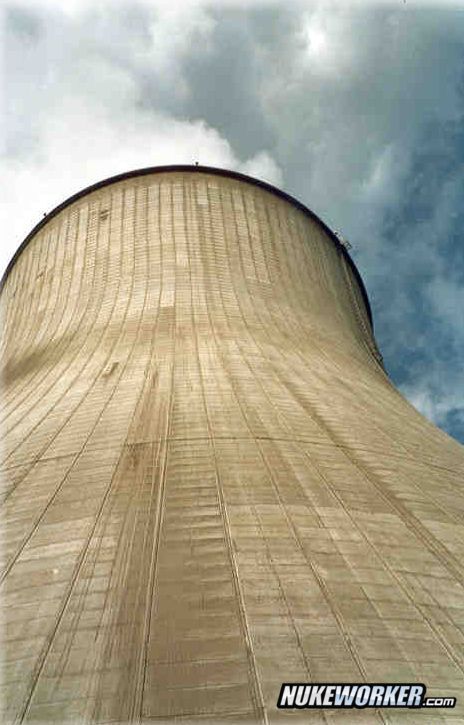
[1,166,464,725]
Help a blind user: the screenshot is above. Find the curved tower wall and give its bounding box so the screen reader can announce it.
[1,168,464,723]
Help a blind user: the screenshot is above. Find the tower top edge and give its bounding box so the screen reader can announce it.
[0,164,373,329]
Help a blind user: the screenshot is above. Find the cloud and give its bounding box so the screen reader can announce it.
[145,5,216,100]
[2,0,282,275]
[1,97,282,275]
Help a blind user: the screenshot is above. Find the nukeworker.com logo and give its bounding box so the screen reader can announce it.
[277,683,457,710]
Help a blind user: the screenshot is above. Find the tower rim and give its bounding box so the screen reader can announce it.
[0,163,374,328]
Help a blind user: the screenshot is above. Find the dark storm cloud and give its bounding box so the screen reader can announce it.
[175,10,277,157]
[3,0,464,442]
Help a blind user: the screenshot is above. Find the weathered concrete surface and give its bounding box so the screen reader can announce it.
[1,168,464,724]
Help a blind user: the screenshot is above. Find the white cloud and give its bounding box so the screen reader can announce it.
[401,372,464,431]
[240,150,283,187]
[2,0,282,276]
[0,94,282,275]
[357,143,408,206]
[401,386,450,427]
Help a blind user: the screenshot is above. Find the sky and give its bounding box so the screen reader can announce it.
[2,0,464,443]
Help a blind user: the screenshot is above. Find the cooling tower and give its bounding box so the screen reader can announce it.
[1,166,464,724]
